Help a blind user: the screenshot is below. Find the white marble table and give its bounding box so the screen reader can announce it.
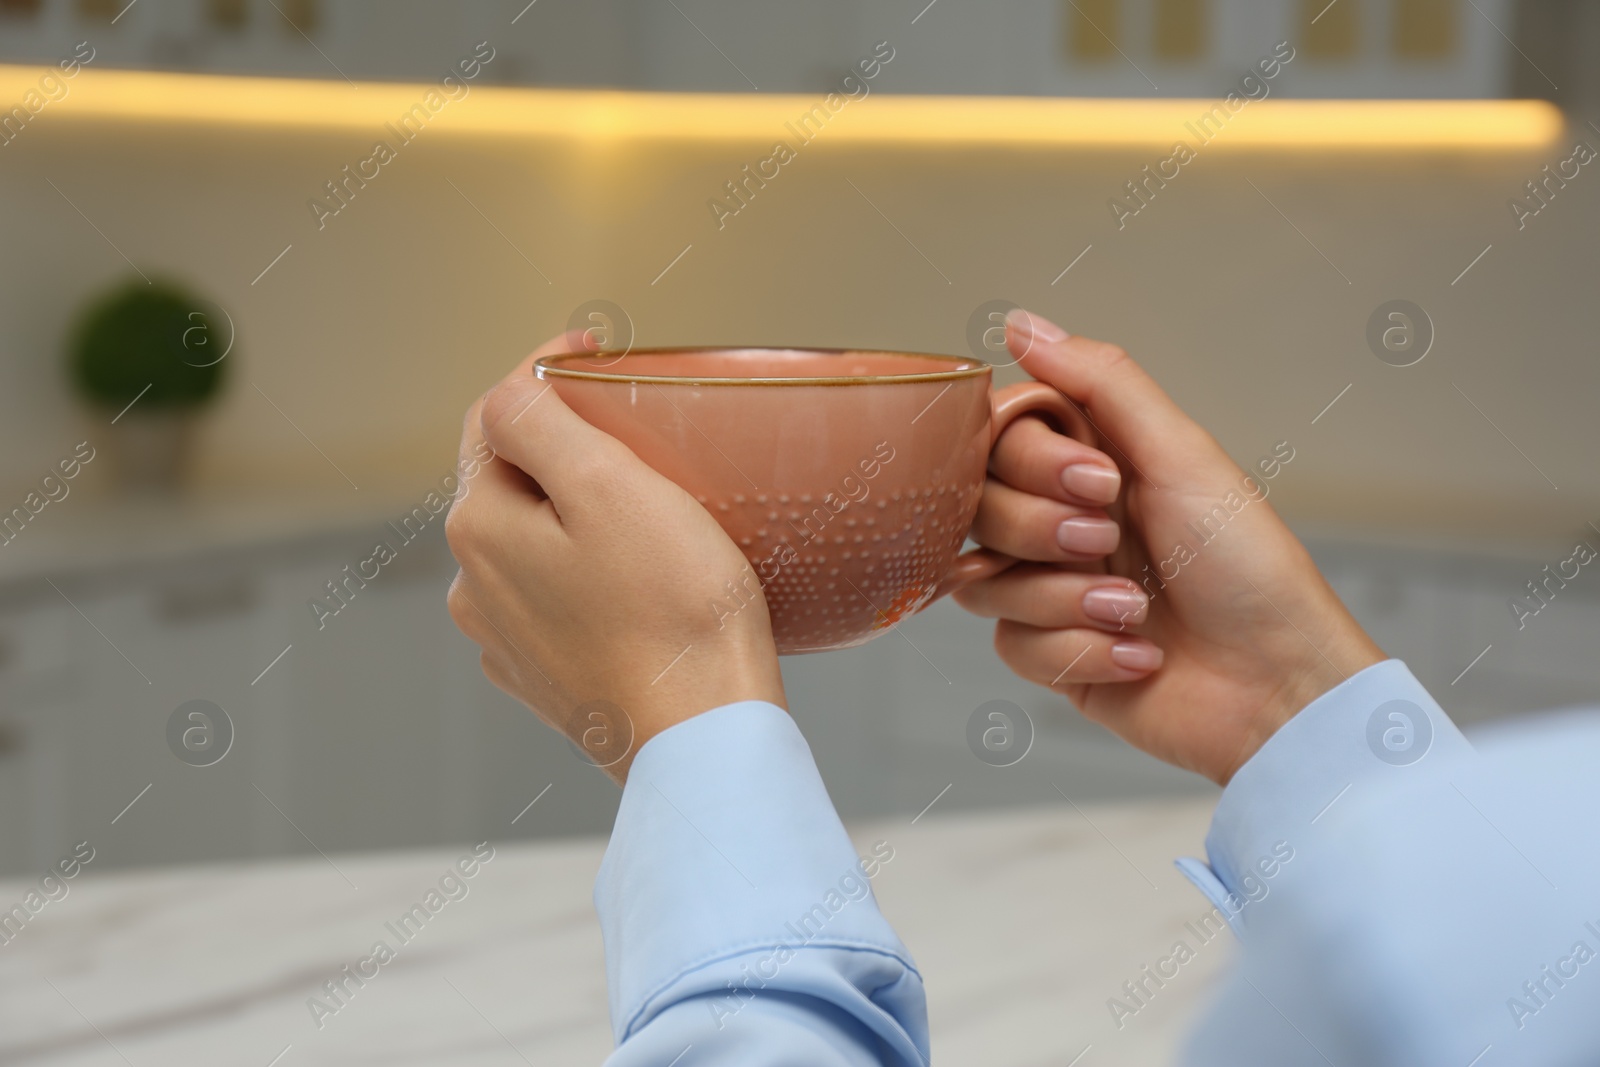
[0,799,1231,1066]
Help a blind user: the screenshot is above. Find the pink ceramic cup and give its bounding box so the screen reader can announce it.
[534,347,1092,654]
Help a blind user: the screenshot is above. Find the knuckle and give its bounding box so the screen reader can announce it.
[479,650,508,692]
[444,501,480,559]
[992,618,1026,665]
[562,449,610,485]
[479,381,520,429]
[1094,342,1131,371]
[482,379,548,435]
[569,444,635,500]
[950,583,991,616]
[993,418,1039,466]
[996,637,1045,688]
[446,583,476,634]
[460,396,485,439]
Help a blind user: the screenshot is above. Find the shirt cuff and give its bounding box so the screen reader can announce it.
[1175,659,1475,932]
[594,701,921,1048]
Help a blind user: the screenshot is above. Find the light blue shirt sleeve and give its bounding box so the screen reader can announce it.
[1173,658,1478,928]
[592,663,1600,1066]
[1178,659,1600,1066]
[594,701,929,1066]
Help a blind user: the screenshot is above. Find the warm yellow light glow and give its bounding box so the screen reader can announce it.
[0,65,1565,150]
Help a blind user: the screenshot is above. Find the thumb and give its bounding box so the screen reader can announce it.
[1003,308,1226,488]
[478,371,639,521]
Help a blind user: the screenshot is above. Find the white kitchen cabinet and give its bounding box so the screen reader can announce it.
[24,566,273,873]
[1310,533,1600,726]
[2,520,1597,877]
[0,521,613,877]
[0,599,74,873]
[249,528,621,864]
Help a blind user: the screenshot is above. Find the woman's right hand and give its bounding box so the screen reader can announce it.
[955,309,1386,785]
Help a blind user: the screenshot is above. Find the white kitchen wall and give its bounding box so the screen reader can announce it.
[0,106,1594,530]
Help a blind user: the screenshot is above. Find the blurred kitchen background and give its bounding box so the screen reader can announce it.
[0,0,1597,877]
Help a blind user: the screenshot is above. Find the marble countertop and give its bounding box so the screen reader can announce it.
[0,797,1229,1066]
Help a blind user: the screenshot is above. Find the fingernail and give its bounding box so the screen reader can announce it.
[1083,585,1148,626]
[1005,307,1067,344]
[1057,516,1119,555]
[1110,641,1163,672]
[1061,464,1120,502]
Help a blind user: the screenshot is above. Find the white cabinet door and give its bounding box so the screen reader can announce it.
[254,528,621,861]
[0,597,75,874]
[253,536,460,857]
[39,566,273,873]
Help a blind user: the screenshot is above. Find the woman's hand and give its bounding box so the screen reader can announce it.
[445,332,787,784]
[956,310,1386,785]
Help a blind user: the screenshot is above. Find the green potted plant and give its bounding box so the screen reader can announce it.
[68,278,229,492]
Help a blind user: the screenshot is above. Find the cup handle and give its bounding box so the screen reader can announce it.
[927,381,1097,603]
